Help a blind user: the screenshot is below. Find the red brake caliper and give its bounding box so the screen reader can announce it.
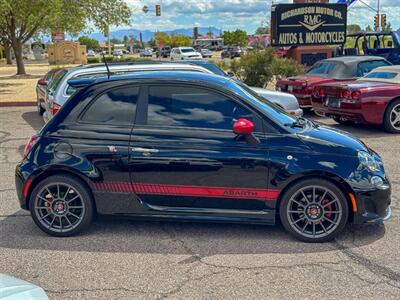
[321,198,332,219]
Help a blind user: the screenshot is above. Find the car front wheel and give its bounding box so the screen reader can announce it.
[279,179,348,242]
[30,175,94,237]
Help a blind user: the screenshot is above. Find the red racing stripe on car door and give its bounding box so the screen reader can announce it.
[92,181,279,201]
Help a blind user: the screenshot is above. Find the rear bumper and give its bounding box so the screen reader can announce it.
[312,102,372,124]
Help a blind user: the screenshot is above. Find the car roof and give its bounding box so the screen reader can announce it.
[69,71,232,89]
[66,61,210,75]
[321,56,387,65]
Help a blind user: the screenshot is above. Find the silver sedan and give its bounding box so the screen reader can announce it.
[250,87,303,117]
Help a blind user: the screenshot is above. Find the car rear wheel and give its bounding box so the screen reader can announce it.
[30,175,93,237]
[383,99,400,133]
[279,179,348,243]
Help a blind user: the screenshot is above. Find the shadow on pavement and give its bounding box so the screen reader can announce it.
[0,211,385,256]
[305,111,392,139]
[21,111,44,132]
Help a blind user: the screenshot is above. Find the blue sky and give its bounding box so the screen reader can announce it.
[120,0,400,34]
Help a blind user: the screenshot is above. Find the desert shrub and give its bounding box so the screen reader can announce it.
[231,48,305,87]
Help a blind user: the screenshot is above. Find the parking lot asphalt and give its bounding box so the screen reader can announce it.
[0,107,399,299]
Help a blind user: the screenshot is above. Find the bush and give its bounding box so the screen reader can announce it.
[231,48,305,87]
[87,57,100,64]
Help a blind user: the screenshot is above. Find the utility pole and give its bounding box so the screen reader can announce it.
[377,0,380,32]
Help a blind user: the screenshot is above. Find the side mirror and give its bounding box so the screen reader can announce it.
[37,78,48,86]
[233,118,254,135]
[227,71,235,77]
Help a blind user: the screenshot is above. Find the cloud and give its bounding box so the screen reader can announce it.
[121,0,400,33]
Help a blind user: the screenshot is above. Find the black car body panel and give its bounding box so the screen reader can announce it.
[16,72,391,227]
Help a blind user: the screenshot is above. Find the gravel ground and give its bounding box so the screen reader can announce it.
[0,107,399,300]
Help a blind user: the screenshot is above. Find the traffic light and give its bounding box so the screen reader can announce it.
[381,14,387,29]
[155,4,161,16]
[374,14,380,30]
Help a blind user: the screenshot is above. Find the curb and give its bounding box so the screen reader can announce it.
[0,102,36,107]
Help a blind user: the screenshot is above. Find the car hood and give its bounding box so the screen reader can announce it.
[297,124,368,156]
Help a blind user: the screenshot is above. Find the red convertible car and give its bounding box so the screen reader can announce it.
[311,65,400,133]
[276,56,390,108]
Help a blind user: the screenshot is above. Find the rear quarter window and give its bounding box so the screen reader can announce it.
[80,86,139,126]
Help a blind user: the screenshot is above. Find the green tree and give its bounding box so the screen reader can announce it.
[255,26,269,35]
[110,37,122,44]
[78,36,99,50]
[347,24,361,34]
[170,35,191,47]
[206,31,213,37]
[154,32,170,46]
[365,25,373,32]
[222,29,248,47]
[0,0,131,75]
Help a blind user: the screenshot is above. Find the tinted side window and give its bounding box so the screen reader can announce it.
[81,86,138,125]
[356,60,390,77]
[147,85,252,130]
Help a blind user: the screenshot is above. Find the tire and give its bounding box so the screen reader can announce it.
[333,116,353,125]
[279,178,349,243]
[37,98,44,116]
[383,99,400,133]
[29,175,94,237]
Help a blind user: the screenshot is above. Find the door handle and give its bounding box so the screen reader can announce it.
[131,147,159,155]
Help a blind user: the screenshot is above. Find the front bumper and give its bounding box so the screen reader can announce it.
[352,185,392,224]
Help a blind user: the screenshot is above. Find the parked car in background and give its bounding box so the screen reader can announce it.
[250,87,303,117]
[221,46,242,59]
[156,46,171,58]
[139,48,153,57]
[311,65,400,133]
[200,48,213,58]
[17,71,391,242]
[170,47,202,60]
[87,50,96,57]
[36,69,61,116]
[112,49,124,57]
[41,62,234,123]
[276,56,391,108]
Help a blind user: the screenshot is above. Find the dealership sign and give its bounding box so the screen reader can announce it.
[271,3,347,47]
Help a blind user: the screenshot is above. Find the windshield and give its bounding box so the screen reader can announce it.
[181,48,195,53]
[306,62,338,76]
[364,71,398,79]
[234,81,297,127]
[200,63,227,76]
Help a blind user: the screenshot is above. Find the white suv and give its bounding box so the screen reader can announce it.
[170,47,202,60]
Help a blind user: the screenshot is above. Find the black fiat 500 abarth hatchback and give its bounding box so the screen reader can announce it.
[15,72,392,242]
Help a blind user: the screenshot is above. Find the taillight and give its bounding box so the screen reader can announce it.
[341,89,351,98]
[351,90,361,100]
[319,88,326,97]
[23,135,37,158]
[312,87,326,98]
[51,103,61,115]
[304,86,313,95]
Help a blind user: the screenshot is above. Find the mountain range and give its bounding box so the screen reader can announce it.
[88,27,222,42]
